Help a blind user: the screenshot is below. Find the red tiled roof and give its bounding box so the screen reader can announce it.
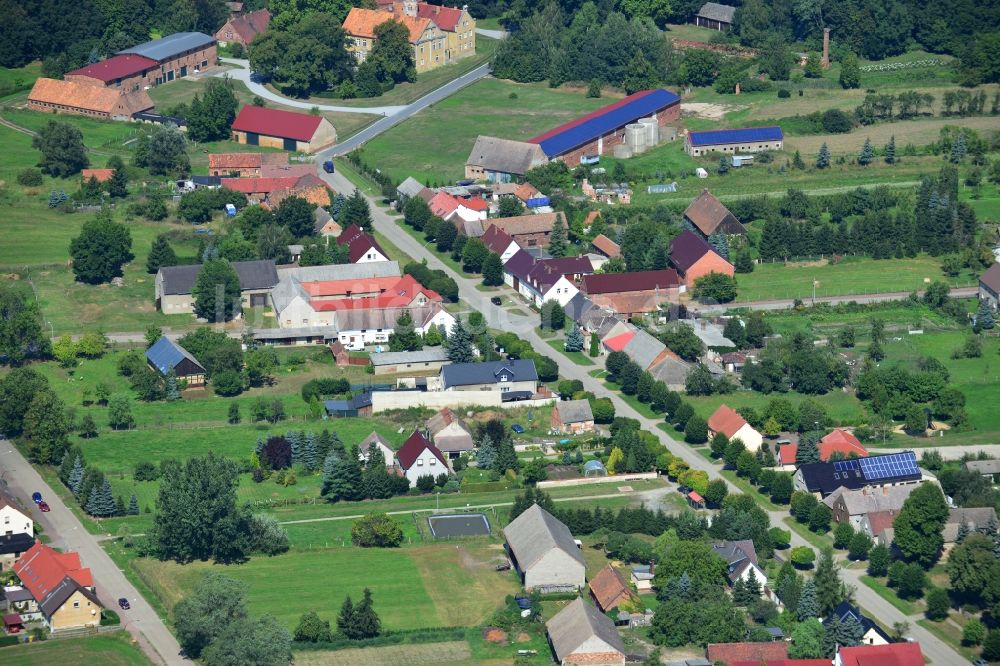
[670,229,723,272]
[67,54,158,82]
[302,276,403,297]
[604,330,634,352]
[429,191,459,218]
[342,7,431,43]
[588,564,635,611]
[13,542,93,604]
[310,275,439,311]
[865,510,899,538]
[688,491,704,503]
[706,641,788,665]
[591,234,620,258]
[223,8,270,43]
[231,105,324,142]
[732,660,829,666]
[221,176,299,194]
[821,429,868,458]
[81,169,114,183]
[836,643,923,666]
[708,404,748,439]
[461,196,489,212]
[778,443,798,466]
[416,2,463,31]
[396,430,446,469]
[582,270,680,295]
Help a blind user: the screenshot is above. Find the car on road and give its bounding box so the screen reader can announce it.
[38,501,50,512]
[511,424,525,434]
[31,492,42,504]
[323,160,334,173]
[490,296,502,306]
[118,598,130,610]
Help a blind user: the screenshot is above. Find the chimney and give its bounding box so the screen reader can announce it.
[821,28,831,68]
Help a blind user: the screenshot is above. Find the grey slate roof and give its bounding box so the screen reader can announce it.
[120,32,215,62]
[964,459,1000,475]
[334,304,445,332]
[277,261,400,283]
[38,576,102,618]
[466,135,548,176]
[158,259,278,295]
[623,328,666,370]
[943,507,998,543]
[441,359,538,389]
[826,484,917,515]
[397,176,425,199]
[505,504,585,572]
[545,597,625,663]
[359,431,393,455]
[648,353,691,387]
[0,532,34,555]
[369,349,449,367]
[697,2,736,23]
[556,399,593,424]
[678,319,735,348]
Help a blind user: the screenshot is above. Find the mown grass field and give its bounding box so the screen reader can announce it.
[359,78,613,184]
[0,632,150,666]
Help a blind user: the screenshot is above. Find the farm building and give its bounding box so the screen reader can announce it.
[119,32,217,84]
[685,126,783,157]
[707,404,763,452]
[580,270,682,319]
[64,54,160,90]
[370,349,449,375]
[551,399,595,435]
[208,152,289,177]
[27,78,153,120]
[215,8,271,46]
[588,565,637,613]
[488,212,565,248]
[669,230,734,289]
[155,259,279,314]
[695,2,736,30]
[145,337,207,387]
[230,105,337,153]
[465,135,549,182]
[504,504,585,592]
[545,597,625,666]
[682,190,746,238]
[792,451,924,498]
[979,263,1000,310]
[528,89,680,167]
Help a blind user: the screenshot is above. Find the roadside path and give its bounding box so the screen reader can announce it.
[693,286,978,313]
[0,442,185,665]
[317,169,964,665]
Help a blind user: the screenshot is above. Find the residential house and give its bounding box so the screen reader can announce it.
[963,459,1000,482]
[943,507,998,548]
[426,408,474,459]
[440,359,538,398]
[580,270,682,318]
[502,250,535,292]
[708,405,763,452]
[792,451,924,498]
[28,78,153,120]
[465,135,548,183]
[826,484,918,532]
[504,504,586,592]
[370,348,449,375]
[778,429,868,469]
[546,597,625,666]
[682,190,745,238]
[145,336,207,387]
[551,399,595,435]
[685,127,784,158]
[529,89,681,167]
[589,564,637,613]
[678,319,736,348]
[80,169,115,183]
[337,224,390,264]
[520,257,593,307]
[333,306,454,351]
[706,642,789,666]
[834,642,924,666]
[604,327,694,391]
[314,207,342,237]
[230,105,337,153]
[669,230,734,289]
[695,2,736,29]
[155,259,278,314]
[564,293,617,337]
[221,176,301,203]
[711,540,767,587]
[119,32,217,84]
[396,431,449,486]
[481,225,520,264]
[490,212,565,248]
[342,6,445,74]
[979,263,1000,310]
[0,490,33,537]
[396,176,426,204]
[513,182,544,208]
[215,8,271,46]
[591,234,621,259]
[12,542,102,632]
[65,54,160,91]
[630,564,654,593]
[208,152,288,177]
[822,602,891,647]
[358,432,396,467]
[859,509,901,546]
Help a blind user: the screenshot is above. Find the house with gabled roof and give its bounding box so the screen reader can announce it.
[682,190,745,238]
[209,152,288,177]
[231,105,337,153]
[426,407,474,458]
[707,642,788,666]
[465,135,548,183]
[28,78,153,120]
[588,564,636,613]
[695,2,736,30]
[155,259,279,314]
[505,504,585,592]
[835,642,924,666]
[336,224,390,264]
[521,257,593,307]
[551,399,595,435]
[12,542,102,632]
[670,230,734,289]
[822,601,891,647]
[489,212,565,248]
[591,234,621,259]
[215,8,270,46]
[711,539,766,587]
[793,451,924,498]
[145,336,206,387]
[580,269,682,318]
[979,263,1000,310]
[396,430,449,485]
[708,404,763,452]
[778,429,868,469]
[358,432,396,467]
[441,359,538,397]
[343,6,445,74]
[481,225,520,264]
[546,597,625,665]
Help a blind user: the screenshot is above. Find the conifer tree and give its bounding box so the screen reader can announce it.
[884,135,896,164]
[476,435,497,470]
[165,371,180,401]
[798,579,819,619]
[493,437,519,474]
[975,299,995,330]
[322,455,363,502]
[796,431,822,465]
[708,231,730,260]
[352,588,381,638]
[336,596,355,638]
[128,493,140,515]
[287,431,302,465]
[792,151,805,169]
[857,138,873,166]
[548,214,567,257]
[228,402,241,424]
[589,332,600,357]
[302,432,318,471]
[565,324,584,352]
[146,234,178,274]
[446,318,475,363]
[814,548,844,615]
[85,478,117,517]
[950,133,966,163]
[69,455,85,495]
[816,143,831,169]
[717,155,730,175]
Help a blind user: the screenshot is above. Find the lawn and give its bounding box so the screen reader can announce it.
[0,632,150,666]
[546,339,595,366]
[686,388,864,427]
[358,78,613,184]
[131,540,519,632]
[0,61,43,98]
[859,575,918,615]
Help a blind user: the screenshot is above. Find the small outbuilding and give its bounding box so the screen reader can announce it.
[551,399,595,435]
[504,504,585,592]
[231,105,337,153]
[695,2,736,30]
[145,337,206,387]
[545,597,626,666]
[588,564,637,613]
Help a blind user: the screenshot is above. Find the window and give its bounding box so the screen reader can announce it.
[417,459,424,466]
[73,601,80,608]
[500,374,509,382]
[430,459,436,466]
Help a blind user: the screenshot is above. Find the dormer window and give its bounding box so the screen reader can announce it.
[500,374,509,382]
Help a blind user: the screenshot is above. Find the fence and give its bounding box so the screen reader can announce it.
[536,471,658,489]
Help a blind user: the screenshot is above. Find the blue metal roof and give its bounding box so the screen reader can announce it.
[688,126,783,147]
[120,32,215,63]
[530,89,680,158]
[145,337,203,375]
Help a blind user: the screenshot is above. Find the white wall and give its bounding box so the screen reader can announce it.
[403,447,448,486]
[0,505,32,537]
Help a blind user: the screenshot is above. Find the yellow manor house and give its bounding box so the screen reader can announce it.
[343,1,476,74]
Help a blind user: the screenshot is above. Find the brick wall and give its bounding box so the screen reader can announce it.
[155,44,218,84]
[683,253,734,289]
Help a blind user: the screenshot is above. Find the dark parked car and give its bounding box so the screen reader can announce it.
[323,160,334,173]
[511,424,525,434]
[31,492,42,504]
[118,598,130,610]
[490,296,502,306]
[38,501,50,512]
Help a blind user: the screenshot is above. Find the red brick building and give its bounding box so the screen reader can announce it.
[669,229,734,289]
[118,32,217,85]
[28,78,153,120]
[580,269,681,317]
[528,89,681,167]
[215,9,271,47]
[65,54,160,91]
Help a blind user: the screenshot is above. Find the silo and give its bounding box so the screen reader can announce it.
[639,117,659,146]
[625,124,646,153]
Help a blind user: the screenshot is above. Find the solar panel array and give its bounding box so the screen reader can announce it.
[859,451,919,480]
[832,458,861,473]
[688,126,784,147]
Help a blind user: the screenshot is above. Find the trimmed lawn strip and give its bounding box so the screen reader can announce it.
[859,575,918,615]
[718,469,781,511]
[0,632,150,666]
[602,380,661,420]
[782,516,833,552]
[546,339,595,366]
[103,540,173,625]
[917,618,980,662]
[391,217,468,275]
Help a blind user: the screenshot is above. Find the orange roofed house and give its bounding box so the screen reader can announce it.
[669,229,734,290]
[215,8,271,47]
[708,404,763,452]
[28,78,153,120]
[208,152,289,177]
[344,1,476,74]
[12,542,103,632]
[778,429,869,469]
[589,564,638,613]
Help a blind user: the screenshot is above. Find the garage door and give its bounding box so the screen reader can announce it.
[246,132,259,146]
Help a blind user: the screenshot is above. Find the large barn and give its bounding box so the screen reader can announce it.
[504,504,585,592]
[528,89,681,167]
[685,126,784,157]
[230,105,338,153]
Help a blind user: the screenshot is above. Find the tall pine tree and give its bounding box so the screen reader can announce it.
[816,143,831,169]
[548,214,567,258]
[857,138,873,166]
[69,455,85,495]
[446,318,475,363]
[798,579,819,620]
[884,135,896,164]
[85,478,117,517]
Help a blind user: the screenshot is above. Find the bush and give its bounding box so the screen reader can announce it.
[351,512,404,547]
[790,546,815,568]
[17,168,43,186]
[100,609,120,626]
[778,88,791,99]
[134,461,159,482]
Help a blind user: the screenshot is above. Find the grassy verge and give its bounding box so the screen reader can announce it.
[718,469,781,511]
[782,516,833,551]
[858,575,918,615]
[546,339,595,366]
[601,380,660,420]
[917,618,980,662]
[0,631,150,666]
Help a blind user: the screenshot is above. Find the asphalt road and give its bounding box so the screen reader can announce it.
[0,442,186,665]
[317,172,964,665]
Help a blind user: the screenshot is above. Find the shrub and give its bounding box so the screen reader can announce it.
[778,88,791,99]
[134,461,159,482]
[351,512,404,547]
[100,609,120,626]
[17,168,43,186]
[790,546,815,569]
